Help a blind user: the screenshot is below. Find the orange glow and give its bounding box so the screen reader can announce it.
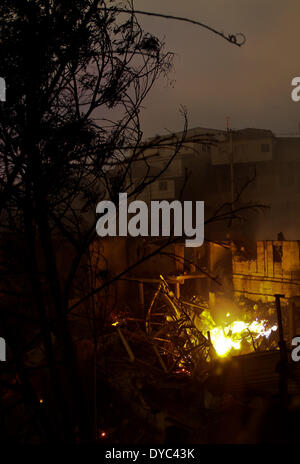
[199,307,277,358]
[210,319,277,357]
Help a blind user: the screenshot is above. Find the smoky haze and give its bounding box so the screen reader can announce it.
[134,0,300,137]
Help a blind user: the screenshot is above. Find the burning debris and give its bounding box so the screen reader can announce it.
[95,276,295,444]
[108,275,278,376]
[205,317,278,358]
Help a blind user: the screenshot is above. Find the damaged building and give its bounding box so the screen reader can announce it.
[233,239,300,342]
[132,126,300,241]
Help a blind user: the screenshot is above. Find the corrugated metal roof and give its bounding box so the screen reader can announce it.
[211,350,300,396]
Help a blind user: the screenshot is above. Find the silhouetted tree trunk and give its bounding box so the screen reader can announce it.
[0,0,246,443]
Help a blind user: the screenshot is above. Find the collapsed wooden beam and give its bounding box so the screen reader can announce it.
[117,327,135,362]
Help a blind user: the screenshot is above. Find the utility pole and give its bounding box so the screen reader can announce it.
[226,117,235,234]
[226,116,234,208]
[275,294,288,410]
[229,130,234,209]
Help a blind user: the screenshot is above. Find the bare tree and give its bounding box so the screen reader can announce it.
[0,0,246,443]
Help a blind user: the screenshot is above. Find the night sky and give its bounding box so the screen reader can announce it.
[135,0,300,137]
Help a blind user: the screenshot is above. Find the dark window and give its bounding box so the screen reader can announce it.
[202,144,211,154]
[261,143,270,153]
[158,180,168,191]
[292,304,300,334]
[273,244,282,263]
